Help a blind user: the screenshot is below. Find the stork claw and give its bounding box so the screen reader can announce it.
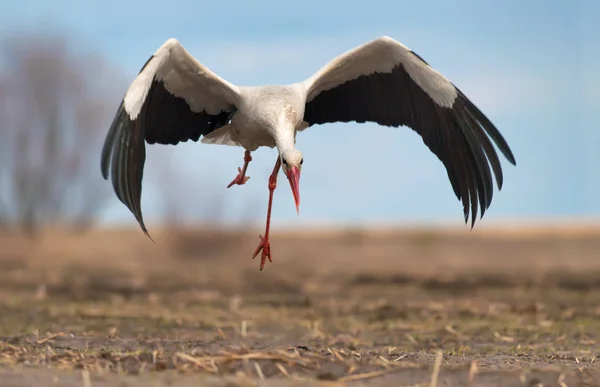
[252,234,272,271]
[227,167,251,188]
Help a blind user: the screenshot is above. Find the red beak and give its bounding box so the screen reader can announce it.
[287,166,301,215]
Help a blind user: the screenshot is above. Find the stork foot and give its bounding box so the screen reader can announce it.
[252,234,272,271]
[227,167,251,188]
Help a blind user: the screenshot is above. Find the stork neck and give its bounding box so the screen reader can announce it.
[274,132,296,154]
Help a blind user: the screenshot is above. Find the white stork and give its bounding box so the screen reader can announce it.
[101,36,516,271]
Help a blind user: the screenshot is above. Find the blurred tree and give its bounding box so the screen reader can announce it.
[0,31,125,234]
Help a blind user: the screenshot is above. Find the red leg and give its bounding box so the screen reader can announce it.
[253,157,281,271]
[227,150,252,188]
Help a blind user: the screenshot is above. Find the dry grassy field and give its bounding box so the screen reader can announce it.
[0,224,599,386]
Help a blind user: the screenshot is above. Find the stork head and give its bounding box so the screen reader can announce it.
[280,149,303,215]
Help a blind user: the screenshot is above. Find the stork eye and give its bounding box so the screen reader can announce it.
[282,158,288,166]
[300,158,303,165]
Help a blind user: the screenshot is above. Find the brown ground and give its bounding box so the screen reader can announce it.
[0,224,599,387]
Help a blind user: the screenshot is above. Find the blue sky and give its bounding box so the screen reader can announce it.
[1,0,598,228]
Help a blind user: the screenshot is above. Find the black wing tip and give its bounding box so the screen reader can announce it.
[454,89,517,167]
[100,164,109,180]
[140,223,155,243]
[450,89,519,227]
[462,208,477,230]
[124,198,154,243]
[132,203,152,242]
[130,205,152,241]
[499,144,517,167]
[506,152,517,166]
[103,100,152,244]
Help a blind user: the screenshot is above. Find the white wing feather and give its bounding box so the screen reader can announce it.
[301,36,457,108]
[123,38,241,120]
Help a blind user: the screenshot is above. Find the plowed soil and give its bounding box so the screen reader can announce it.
[0,225,599,386]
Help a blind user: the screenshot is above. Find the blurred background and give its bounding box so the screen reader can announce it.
[0,0,598,292]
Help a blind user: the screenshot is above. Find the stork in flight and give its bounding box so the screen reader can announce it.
[101,36,516,271]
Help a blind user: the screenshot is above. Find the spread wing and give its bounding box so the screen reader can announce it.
[100,38,241,236]
[301,36,516,227]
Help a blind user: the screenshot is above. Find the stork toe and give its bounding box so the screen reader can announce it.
[252,235,272,271]
[227,167,251,188]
